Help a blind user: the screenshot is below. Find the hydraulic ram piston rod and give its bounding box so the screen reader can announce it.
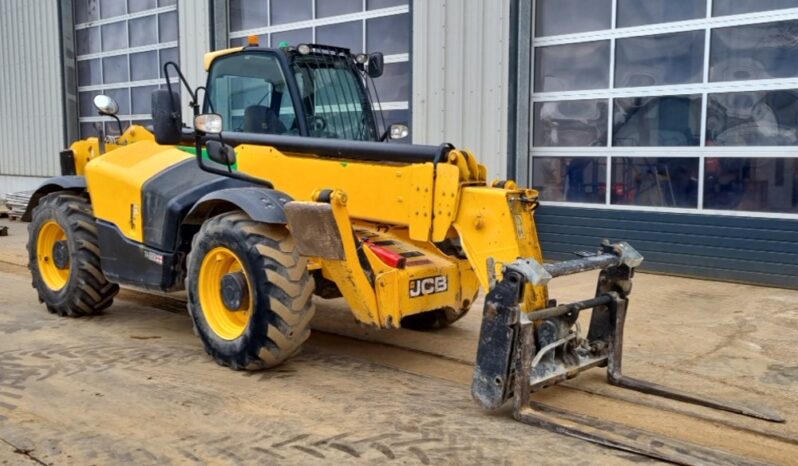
[543,254,621,279]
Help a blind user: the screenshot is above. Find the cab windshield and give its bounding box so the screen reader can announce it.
[291,54,379,141]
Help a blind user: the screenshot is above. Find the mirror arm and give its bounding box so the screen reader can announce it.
[95,122,106,154]
[161,61,270,188]
[217,131,233,173]
[104,113,124,137]
[195,86,213,113]
[194,134,273,188]
[161,61,207,176]
[95,104,122,145]
[162,61,198,108]
[162,61,201,139]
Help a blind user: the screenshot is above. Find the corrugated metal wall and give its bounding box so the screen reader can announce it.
[537,206,798,289]
[412,0,511,179]
[0,0,65,183]
[178,0,211,126]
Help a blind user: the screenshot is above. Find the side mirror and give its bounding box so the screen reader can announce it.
[206,140,236,166]
[367,52,384,78]
[93,94,119,116]
[151,89,182,145]
[388,123,409,140]
[195,113,223,134]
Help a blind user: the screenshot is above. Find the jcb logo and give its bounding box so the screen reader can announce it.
[409,276,448,298]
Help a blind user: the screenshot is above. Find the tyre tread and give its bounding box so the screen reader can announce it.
[187,211,315,370]
[27,192,119,317]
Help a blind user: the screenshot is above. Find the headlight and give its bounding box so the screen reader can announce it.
[195,113,223,134]
[389,124,409,140]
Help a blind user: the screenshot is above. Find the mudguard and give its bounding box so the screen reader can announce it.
[183,187,293,226]
[22,176,87,221]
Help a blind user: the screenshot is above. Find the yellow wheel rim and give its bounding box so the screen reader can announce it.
[198,247,253,340]
[36,220,70,291]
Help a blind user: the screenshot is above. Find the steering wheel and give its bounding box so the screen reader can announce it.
[308,115,327,133]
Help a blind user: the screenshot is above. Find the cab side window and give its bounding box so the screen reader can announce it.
[206,53,297,135]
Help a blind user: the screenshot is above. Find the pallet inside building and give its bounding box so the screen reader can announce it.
[3,191,32,221]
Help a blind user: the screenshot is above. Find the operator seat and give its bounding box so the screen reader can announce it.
[243,105,287,134]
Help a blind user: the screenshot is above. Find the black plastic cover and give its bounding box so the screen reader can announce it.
[59,150,77,176]
[96,220,181,291]
[141,159,251,251]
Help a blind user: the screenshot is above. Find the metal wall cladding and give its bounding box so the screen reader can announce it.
[178,0,210,126]
[0,0,65,178]
[0,1,513,180]
[412,0,511,180]
[537,206,798,289]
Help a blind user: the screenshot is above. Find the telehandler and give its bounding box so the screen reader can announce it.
[23,40,783,463]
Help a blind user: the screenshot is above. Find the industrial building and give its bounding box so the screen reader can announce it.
[1,0,796,287]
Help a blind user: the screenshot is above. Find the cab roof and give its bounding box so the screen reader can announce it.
[203,47,245,71]
[203,43,356,71]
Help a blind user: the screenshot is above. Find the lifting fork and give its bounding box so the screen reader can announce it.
[471,241,784,465]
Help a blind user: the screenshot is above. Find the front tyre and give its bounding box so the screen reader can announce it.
[186,212,315,370]
[27,192,119,317]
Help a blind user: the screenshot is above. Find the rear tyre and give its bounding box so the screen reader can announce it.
[400,306,471,331]
[27,192,119,317]
[186,212,315,370]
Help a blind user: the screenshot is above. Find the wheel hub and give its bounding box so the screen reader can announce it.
[36,220,70,291]
[221,272,249,311]
[198,247,252,340]
[52,240,70,270]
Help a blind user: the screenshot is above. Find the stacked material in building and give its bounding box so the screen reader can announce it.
[3,191,32,219]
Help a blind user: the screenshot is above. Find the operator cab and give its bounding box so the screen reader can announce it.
[203,42,406,142]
